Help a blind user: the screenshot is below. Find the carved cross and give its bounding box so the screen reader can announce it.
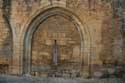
[53,40,58,65]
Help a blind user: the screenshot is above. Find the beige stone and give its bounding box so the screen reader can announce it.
[0,0,124,78]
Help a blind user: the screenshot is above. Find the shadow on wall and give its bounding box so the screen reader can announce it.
[1,0,13,60]
[0,0,12,74]
[100,11,122,66]
[0,34,12,59]
[0,33,12,74]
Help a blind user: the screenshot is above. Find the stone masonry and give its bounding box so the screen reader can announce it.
[0,0,125,78]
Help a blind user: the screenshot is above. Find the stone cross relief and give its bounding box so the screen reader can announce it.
[53,40,58,65]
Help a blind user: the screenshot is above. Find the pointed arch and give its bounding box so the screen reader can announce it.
[23,7,91,76]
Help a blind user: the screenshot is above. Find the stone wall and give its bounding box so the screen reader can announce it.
[0,0,124,78]
[31,15,81,77]
[0,0,12,74]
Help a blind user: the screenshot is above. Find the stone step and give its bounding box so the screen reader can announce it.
[0,75,125,83]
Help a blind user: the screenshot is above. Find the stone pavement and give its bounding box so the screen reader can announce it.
[0,75,125,83]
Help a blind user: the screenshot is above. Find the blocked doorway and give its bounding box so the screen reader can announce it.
[23,7,91,78]
[31,15,82,77]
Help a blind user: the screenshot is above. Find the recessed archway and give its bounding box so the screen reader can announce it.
[31,14,82,77]
[23,7,91,77]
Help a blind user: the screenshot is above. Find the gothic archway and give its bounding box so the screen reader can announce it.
[31,15,82,77]
[23,7,91,77]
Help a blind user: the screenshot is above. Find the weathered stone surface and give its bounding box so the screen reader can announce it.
[93,71,103,78]
[0,0,125,79]
[0,75,125,83]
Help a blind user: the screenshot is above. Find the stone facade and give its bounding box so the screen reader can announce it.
[0,0,125,78]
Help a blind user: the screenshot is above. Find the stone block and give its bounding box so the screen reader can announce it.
[93,71,103,78]
[107,68,115,74]
[58,40,66,45]
[45,40,53,46]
